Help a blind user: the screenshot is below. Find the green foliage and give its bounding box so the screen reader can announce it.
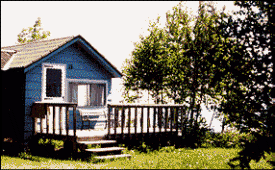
[86,144,101,149]
[202,130,255,148]
[182,115,211,148]
[37,138,64,150]
[122,2,231,141]
[123,2,227,106]
[18,151,42,162]
[123,1,273,168]
[136,142,154,153]
[17,17,50,44]
[214,1,274,168]
[158,146,176,153]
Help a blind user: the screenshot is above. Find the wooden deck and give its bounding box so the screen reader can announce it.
[36,127,183,139]
[32,103,191,157]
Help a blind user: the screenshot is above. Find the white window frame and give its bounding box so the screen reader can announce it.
[41,63,66,102]
[66,78,108,108]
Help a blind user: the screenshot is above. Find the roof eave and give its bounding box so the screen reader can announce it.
[23,35,122,78]
[75,35,122,78]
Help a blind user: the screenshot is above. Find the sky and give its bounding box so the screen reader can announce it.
[1,1,236,71]
[1,1,238,132]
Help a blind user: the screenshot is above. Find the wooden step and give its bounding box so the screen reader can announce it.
[85,147,125,153]
[94,154,131,160]
[77,140,116,145]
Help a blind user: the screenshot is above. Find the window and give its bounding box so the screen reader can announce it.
[46,69,62,97]
[42,64,66,102]
[69,83,106,107]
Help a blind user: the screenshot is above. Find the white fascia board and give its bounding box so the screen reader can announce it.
[2,54,17,71]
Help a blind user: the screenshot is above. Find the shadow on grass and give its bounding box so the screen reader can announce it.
[2,140,93,163]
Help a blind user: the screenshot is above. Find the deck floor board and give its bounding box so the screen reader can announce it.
[36,127,182,137]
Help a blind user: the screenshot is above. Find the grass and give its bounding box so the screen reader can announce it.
[102,147,274,169]
[1,155,104,169]
[2,147,274,169]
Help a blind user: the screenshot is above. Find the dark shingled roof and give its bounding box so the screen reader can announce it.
[1,36,74,70]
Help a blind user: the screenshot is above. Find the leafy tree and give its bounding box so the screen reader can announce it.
[122,18,168,104]
[122,2,231,147]
[123,2,228,106]
[214,1,274,169]
[17,17,50,44]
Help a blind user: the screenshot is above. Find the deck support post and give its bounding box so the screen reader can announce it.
[59,106,62,135]
[134,107,138,141]
[158,107,162,147]
[107,104,111,139]
[175,107,179,148]
[121,106,125,140]
[66,106,69,138]
[46,104,49,139]
[128,107,131,140]
[33,117,38,136]
[73,105,77,154]
[141,107,144,143]
[53,105,56,137]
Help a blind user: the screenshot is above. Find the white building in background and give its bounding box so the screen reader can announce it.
[111,78,224,133]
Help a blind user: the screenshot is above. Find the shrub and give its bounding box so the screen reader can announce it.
[37,138,64,150]
[202,130,255,148]
[133,142,154,153]
[182,116,211,148]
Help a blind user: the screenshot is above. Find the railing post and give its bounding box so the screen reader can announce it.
[158,107,162,147]
[59,106,62,135]
[46,104,49,136]
[73,105,76,138]
[141,107,144,140]
[165,107,168,133]
[66,106,69,138]
[33,117,37,135]
[134,107,138,140]
[73,105,77,155]
[53,105,56,136]
[40,117,43,134]
[158,107,162,130]
[121,106,125,140]
[114,107,118,140]
[128,107,131,140]
[176,107,179,137]
[170,107,173,136]
[147,107,150,135]
[181,106,185,136]
[107,104,111,139]
[153,107,156,136]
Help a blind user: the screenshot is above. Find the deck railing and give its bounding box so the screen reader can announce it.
[107,104,189,140]
[31,102,77,146]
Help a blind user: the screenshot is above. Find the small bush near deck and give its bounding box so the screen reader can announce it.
[37,138,64,150]
[201,130,255,148]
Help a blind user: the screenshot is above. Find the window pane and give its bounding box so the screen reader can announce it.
[69,83,78,103]
[46,69,62,97]
[90,84,105,106]
[69,83,106,107]
[78,84,89,107]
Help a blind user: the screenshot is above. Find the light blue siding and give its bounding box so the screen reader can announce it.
[24,45,114,139]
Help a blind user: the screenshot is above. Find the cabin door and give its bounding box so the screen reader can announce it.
[42,63,66,102]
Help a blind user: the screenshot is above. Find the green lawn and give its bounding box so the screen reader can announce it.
[1,147,274,169]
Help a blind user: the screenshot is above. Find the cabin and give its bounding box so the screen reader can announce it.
[2,35,190,159]
[1,35,122,146]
